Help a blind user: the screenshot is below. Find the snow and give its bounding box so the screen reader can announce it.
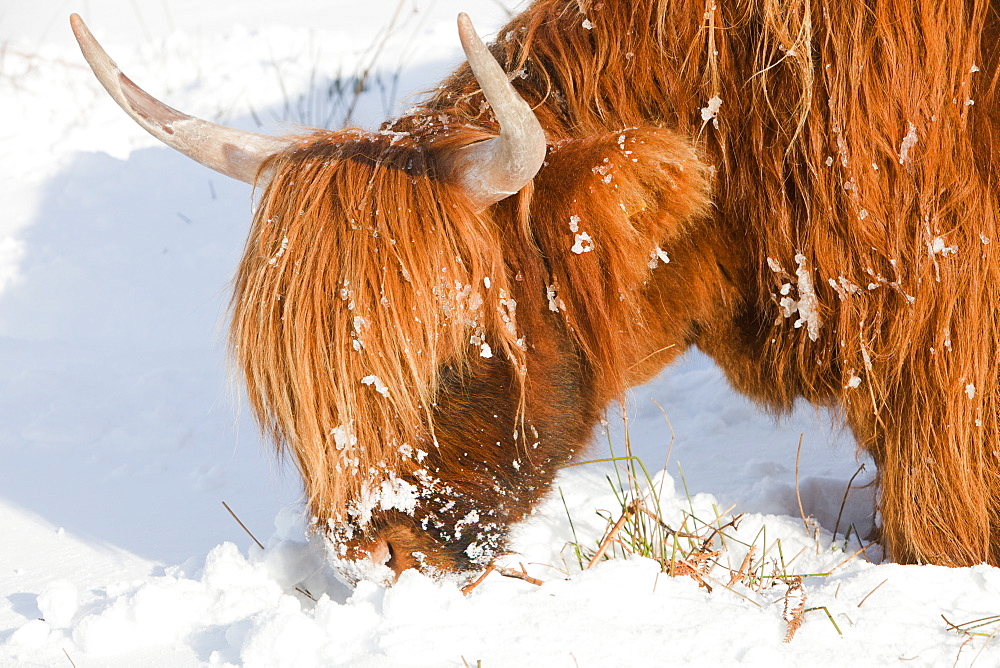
[332,424,357,451]
[792,253,822,341]
[701,95,722,126]
[648,246,671,269]
[35,581,78,629]
[1,2,998,666]
[899,122,919,165]
[930,235,959,257]
[572,232,594,254]
[361,374,391,398]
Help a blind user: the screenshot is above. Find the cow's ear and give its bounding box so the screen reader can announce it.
[531,127,711,239]
[528,127,711,268]
[522,127,710,392]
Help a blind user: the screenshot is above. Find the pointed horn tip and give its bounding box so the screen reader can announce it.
[69,13,123,89]
[69,13,87,38]
[456,13,479,48]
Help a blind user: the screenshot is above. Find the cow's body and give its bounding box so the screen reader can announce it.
[76,0,1000,578]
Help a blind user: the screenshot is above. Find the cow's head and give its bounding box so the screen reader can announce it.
[72,13,711,584]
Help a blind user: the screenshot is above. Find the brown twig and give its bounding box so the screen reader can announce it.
[953,636,974,668]
[831,541,876,571]
[675,552,722,592]
[943,613,1000,634]
[526,561,570,577]
[727,545,757,586]
[343,0,407,124]
[294,585,318,603]
[221,502,316,602]
[650,398,677,500]
[943,614,964,632]
[695,511,743,550]
[62,649,77,668]
[794,433,808,530]
[629,344,677,371]
[222,501,265,550]
[588,499,641,568]
[782,545,808,572]
[857,578,888,608]
[638,506,701,539]
[497,564,544,587]
[833,463,867,541]
[612,537,635,555]
[462,563,496,596]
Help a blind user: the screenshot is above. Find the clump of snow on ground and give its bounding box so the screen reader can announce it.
[1,2,998,666]
[11,474,1000,667]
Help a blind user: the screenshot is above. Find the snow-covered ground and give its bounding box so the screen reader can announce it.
[1,2,997,666]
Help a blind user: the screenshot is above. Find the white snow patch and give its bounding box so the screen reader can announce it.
[776,254,822,341]
[572,232,594,254]
[268,236,290,265]
[9,620,50,648]
[349,475,420,529]
[375,477,420,515]
[545,279,571,314]
[454,510,480,539]
[332,424,357,451]
[929,236,958,257]
[36,581,78,628]
[701,95,723,125]
[899,122,918,164]
[592,159,613,183]
[648,246,670,269]
[828,276,863,300]
[361,375,389,398]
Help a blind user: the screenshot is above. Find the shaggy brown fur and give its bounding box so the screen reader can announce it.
[231,0,1000,573]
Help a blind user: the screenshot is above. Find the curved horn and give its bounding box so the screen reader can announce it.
[454,13,547,209]
[70,14,291,185]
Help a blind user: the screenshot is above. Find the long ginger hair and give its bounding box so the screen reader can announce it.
[231,128,529,521]
[233,0,1000,565]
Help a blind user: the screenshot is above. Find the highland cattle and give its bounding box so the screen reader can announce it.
[71,0,1000,580]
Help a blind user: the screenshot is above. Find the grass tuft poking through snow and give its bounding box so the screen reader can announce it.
[553,412,851,643]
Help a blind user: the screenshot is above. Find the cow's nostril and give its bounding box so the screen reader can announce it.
[383,536,417,576]
[385,541,400,574]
